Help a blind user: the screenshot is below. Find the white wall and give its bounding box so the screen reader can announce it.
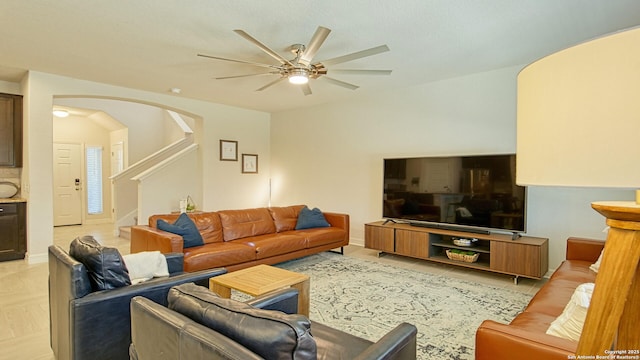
[21,71,270,262]
[0,80,21,95]
[202,107,271,210]
[270,65,633,271]
[135,145,200,223]
[55,98,169,164]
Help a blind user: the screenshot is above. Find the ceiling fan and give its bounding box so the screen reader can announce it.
[197,26,391,95]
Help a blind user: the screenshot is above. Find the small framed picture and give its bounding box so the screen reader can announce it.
[220,140,238,161]
[242,154,258,174]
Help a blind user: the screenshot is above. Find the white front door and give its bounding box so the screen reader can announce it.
[53,143,82,226]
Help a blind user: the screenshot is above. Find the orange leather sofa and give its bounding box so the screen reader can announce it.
[475,237,604,360]
[130,205,349,272]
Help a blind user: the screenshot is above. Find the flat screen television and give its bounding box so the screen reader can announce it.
[383,154,526,234]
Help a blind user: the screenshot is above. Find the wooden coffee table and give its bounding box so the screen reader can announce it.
[209,264,310,316]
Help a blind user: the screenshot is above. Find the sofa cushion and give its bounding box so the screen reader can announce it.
[546,283,594,341]
[549,260,597,284]
[269,205,305,232]
[168,283,316,360]
[509,311,559,334]
[189,212,224,244]
[235,233,307,259]
[157,213,204,248]
[218,207,277,241]
[524,278,586,317]
[292,227,348,248]
[69,235,131,291]
[295,206,331,230]
[181,242,257,272]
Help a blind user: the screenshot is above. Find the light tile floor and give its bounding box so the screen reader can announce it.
[0,223,545,360]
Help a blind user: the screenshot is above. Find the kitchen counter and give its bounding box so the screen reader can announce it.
[0,197,26,203]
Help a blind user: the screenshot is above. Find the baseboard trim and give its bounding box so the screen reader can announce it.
[27,252,48,264]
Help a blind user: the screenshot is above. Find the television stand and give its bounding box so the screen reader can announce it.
[382,218,397,225]
[365,220,549,283]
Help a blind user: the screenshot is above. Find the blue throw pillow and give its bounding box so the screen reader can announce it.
[295,206,331,230]
[157,213,204,248]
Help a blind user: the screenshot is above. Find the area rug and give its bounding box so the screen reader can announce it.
[274,252,532,360]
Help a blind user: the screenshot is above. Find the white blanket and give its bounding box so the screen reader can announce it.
[123,251,169,284]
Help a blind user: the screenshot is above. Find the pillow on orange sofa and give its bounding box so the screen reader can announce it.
[157,212,204,248]
[295,206,330,230]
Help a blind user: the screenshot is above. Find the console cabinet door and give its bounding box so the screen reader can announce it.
[395,229,429,259]
[490,241,543,278]
[365,225,395,252]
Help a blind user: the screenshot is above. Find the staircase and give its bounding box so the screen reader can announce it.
[111,110,197,235]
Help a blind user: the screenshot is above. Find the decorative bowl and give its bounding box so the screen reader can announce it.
[452,238,477,247]
[0,182,19,198]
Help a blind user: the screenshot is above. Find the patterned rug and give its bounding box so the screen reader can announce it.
[274,252,532,360]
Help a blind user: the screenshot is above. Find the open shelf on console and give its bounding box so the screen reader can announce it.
[428,254,491,270]
[431,240,491,254]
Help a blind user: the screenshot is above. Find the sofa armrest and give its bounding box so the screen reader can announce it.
[354,323,417,360]
[324,212,350,238]
[67,268,226,360]
[245,288,299,314]
[131,225,184,254]
[566,237,605,262]
[475,320,577,360]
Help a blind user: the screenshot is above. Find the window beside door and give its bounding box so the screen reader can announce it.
[86,146,103,215]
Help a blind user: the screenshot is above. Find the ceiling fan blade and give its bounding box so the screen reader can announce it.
[301,83,312,96]
[197,53,279,69]
[234,29,293,66]
[329,69,392,75]
[256,77,286,92]
[299,26,331,66]
[320,76,359,90]
[215,73,277,80]
[317,45,390,66]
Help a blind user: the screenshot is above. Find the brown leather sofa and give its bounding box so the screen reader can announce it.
[475,237,604,360]
[130,205,349,272]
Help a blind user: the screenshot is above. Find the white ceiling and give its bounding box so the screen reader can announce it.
[2,1,640,113]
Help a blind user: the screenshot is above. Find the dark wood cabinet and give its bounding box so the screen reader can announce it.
[0,202,27,261]
[0,93,23,167]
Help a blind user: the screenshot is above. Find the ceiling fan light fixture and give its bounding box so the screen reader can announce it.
[288,69,309,84]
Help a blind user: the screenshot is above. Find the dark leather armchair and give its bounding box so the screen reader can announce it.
[129,283,418,360]
[48,244,227,360]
